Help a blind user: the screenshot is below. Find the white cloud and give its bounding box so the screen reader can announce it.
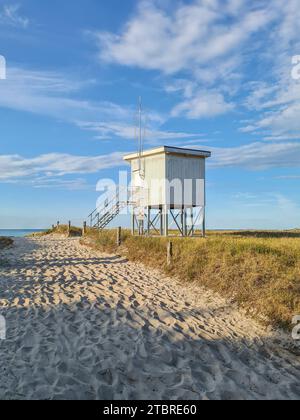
[211,141,300,170]
[93,0,300,130]
[77,121,202,143]
[171,91,234,119]
[275,175,300,180]
[272,0,300,49]
[0,4,29,28]
[240,0,300,138]
[5,176,92,191]
[263,134,300,141]
[242,91,300,137]
[96,0,272,75]
[0,66,199,141]
[3,141,299,188]
[0,67,109,121]
[2,141,300,191]
[93,0,276,121]
[0,152,124,182]
[232,191,299,216]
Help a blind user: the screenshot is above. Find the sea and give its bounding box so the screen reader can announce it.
[0,229,46,238]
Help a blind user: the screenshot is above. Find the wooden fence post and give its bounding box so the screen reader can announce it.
[83,221,87,237]
[167,241,173,266]
[68,221,71,237]
[117,227,122,247]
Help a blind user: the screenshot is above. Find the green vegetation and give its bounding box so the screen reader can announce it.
[0,236,14,249]
[29,225,83,237]
[0,237,13,267]
[82,229,300,330]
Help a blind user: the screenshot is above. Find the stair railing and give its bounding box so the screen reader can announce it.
[88,186,148,229]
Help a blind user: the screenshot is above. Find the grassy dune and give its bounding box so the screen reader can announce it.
[82,229,300,330]
[29,225,83,237]
[0,236,14,249]
[0,237,14,267]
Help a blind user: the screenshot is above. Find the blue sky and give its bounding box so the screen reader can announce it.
[0,0,300,229]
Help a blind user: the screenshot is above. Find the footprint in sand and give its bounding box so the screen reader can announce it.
[1,236,300,400]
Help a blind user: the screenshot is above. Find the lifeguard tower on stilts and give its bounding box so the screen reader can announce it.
[88,100,211,237]
[124,146,211,237]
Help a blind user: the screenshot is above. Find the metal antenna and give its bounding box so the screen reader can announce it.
[138,96,142,172]
[136,96,146,178]
[143,111,148,158]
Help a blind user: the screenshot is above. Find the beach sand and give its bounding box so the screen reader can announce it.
[0,236,299,400]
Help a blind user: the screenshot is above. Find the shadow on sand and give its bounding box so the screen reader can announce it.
[1,237,300,400]
[1,293,300,399]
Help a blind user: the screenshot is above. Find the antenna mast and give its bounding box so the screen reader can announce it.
[137,96,145,178]
[138,96,142,172]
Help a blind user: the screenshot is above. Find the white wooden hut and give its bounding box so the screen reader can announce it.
[124,146,211,237]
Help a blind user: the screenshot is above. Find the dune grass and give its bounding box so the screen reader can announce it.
[29,225,83,237]
[0,237,14,267]
[0,236,14,249]
[81,228,300,330]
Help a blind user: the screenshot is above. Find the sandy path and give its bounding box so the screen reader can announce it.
[0,237,299,400]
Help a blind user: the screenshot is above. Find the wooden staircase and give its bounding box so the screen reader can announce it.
[88,187,143,230]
